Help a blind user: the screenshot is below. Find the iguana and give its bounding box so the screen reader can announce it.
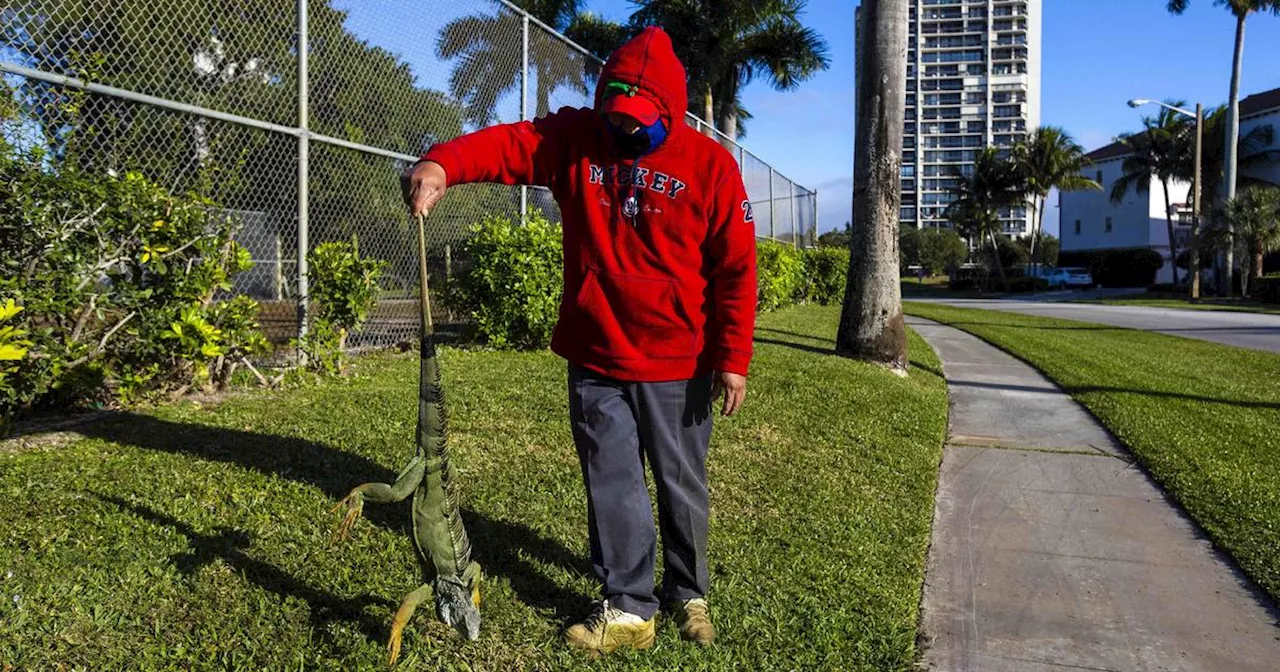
[331,212,482,665]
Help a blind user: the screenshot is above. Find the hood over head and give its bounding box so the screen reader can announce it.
[594,26,688,134]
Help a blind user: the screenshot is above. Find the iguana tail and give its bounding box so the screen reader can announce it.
[409,212,482,640]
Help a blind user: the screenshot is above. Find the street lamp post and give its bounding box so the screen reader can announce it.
[1128,98,1203,299]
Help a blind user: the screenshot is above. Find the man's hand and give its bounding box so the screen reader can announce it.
[401,160,448,217]
[712,371,747,417]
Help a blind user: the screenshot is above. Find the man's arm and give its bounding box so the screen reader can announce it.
[705,162,758,416]
[402,108,581,215]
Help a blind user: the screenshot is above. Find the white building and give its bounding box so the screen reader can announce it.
[857,0,1042,236]
[1061,87,1280,285]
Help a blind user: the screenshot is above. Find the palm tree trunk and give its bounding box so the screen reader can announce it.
[1255,236,1265,279]
[536,76,550,119]
[1162,179,1180,287]
[836,0,908,373]
[1221,13,1246,295]
[1038,196,1048,264]
[719,109,738,147]
[989,231,1009,292]
[1028,195,1039,269]
[701,84,716,139]
[1190,220,1201,300]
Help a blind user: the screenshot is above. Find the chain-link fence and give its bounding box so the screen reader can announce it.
[1,0,817,358]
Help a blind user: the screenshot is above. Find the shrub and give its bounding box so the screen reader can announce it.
[1059,248,1164,287]
[446,212,563,350]
[949,266,985,291]
[1255,275,1280,304]
[297,236,387,373]
[800,247,848,306]
[756,241,805,311]
[1,147,267,417]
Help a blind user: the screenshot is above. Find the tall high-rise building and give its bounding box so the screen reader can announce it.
[856,1,1041,235]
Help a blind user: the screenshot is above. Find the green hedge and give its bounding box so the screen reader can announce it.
[444,212,563,350]
[448,216,854,350]
[1255,275,1280,304]
[800,247,849,306]
[1058,248,1164,287]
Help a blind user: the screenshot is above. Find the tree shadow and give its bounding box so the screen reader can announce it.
[946,379,1280,411]
[754,327,836,344]
[74,413,592,626]
[92,493,395,647]
[910,360,945,380]
[752,336,835,357]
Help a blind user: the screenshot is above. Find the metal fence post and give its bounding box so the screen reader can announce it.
[790,183,798,248]
[520,13,529,222]
[813,190,819,246]
[296,0,310,364]
[769,168,776,240]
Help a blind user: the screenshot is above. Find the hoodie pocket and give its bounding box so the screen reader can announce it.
[576,267,696,360]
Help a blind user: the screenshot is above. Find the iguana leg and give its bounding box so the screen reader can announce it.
[387,583,432,665]
[330,456,426,542]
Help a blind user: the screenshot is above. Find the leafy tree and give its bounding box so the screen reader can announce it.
[920,227,970,275]
[1208,185,1280,295]
[946,147,1026,290]
[1012,127,1099,269]
[629,0,830,140]
[1110,102,1192,286]
[818,222,853,248]
[437,0,605,127]
[3,0,477,303]
[1015,231,1059,267]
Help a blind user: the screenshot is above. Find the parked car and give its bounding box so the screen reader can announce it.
[1045,267,1094,289]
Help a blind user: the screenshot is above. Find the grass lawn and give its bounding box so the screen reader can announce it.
[903,301,1280,603]
[1080,291,1280,316]
[0,304,948,671]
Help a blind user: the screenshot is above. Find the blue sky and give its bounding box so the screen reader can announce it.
[335,0,1280,235]
[581,0,1280,235]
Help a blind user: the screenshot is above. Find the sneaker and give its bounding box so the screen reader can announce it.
[564,600,656,655]
[673,597,715,646]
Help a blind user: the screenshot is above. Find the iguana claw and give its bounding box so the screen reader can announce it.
[385,575,482,665]
[330,488,365,542]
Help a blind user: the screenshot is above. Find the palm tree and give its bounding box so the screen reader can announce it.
[1013,127,1101,271]
[629,0,830,141]
[836,0,908,373]
[437,0,604,127]
[945,147,1027,291]
[1109,102,1193,286]
[1213,185,1280,295]
[1186,104,1277,293]
[1167,0,1280,292]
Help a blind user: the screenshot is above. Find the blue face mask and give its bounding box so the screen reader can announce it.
[607,117,668,157]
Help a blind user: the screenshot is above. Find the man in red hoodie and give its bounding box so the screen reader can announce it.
[402,27,756,654]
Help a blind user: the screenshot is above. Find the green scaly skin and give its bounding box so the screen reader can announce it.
[332,213,482,664]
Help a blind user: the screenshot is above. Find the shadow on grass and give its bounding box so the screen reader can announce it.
[755,327,836,344]
[947,379,1280,411]
[93,493,396,647]
[76,413,593,627]
[753,331,947,382]
[752,336,835,357]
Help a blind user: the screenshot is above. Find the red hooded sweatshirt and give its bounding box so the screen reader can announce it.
[423,27,757,382]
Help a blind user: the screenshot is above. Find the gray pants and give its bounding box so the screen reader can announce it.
[567,363,714,620]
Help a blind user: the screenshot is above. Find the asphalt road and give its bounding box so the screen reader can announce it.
[910,297,1280,354]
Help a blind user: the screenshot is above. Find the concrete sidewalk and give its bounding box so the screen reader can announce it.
[909,316,1280,672]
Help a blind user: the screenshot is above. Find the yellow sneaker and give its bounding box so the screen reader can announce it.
[673,597,715,646]
[564,600,656,655]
